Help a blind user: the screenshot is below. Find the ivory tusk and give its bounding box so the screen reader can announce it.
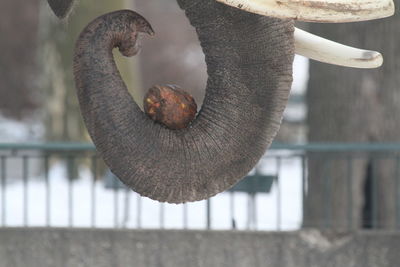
[217,0,395,22]
[294,28,383,68]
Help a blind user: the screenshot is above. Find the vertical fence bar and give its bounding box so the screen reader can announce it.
[323,158,332,229]
[160,203,165,229]
[396,156,400,230]
[1,156,6,226]
[183,203,188,229]
[44,155,50,227]
[206,199,211,230]
[276,157,281,231]
[346,155,353,230]
[246,195,251,230]
[137,195,142,229]
[230,192,235,229]
[67,156,74,227]
[23,155,28,227]
[122,188,130,228]
[114,176,119,228]
[301,155,307,224]
[372,158,378,229]
[254,193,258,230]
[91,156,97,228]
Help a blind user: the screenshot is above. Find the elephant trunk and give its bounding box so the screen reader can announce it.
[73,0,294,203]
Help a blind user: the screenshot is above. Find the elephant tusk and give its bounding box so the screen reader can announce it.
[216,0,395,22]
[294,28,382,68]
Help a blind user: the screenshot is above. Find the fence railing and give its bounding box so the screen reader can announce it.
[0,143,399,231]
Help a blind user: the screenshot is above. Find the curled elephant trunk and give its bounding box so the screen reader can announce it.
[73,0,294,203]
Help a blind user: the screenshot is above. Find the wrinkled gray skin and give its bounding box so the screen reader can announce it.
[48,0,294,203]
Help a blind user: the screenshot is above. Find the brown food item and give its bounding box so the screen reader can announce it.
[144,85,197,130]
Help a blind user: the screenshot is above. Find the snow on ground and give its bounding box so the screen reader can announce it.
[0,115,43,143]
[0,154,303,231]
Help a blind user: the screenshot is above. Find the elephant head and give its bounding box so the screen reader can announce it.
[47,0,394,203]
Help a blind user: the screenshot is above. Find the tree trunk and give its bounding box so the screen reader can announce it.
[305,8,400,230]
[0,0,40,119]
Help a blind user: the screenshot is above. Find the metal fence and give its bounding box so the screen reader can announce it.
[0,143,399,231]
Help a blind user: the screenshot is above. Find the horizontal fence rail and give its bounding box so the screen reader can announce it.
[0,143,399,231]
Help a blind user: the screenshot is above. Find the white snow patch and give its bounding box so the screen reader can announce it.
[0,115,44,143]
[0,155,303,231]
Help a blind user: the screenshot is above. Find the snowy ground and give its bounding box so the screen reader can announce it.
[0,115,43,143]
[0,153,303,231]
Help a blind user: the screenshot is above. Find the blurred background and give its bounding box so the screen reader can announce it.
[0,0,399,233]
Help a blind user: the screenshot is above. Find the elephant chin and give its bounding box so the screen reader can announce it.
[73,0,294,203]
